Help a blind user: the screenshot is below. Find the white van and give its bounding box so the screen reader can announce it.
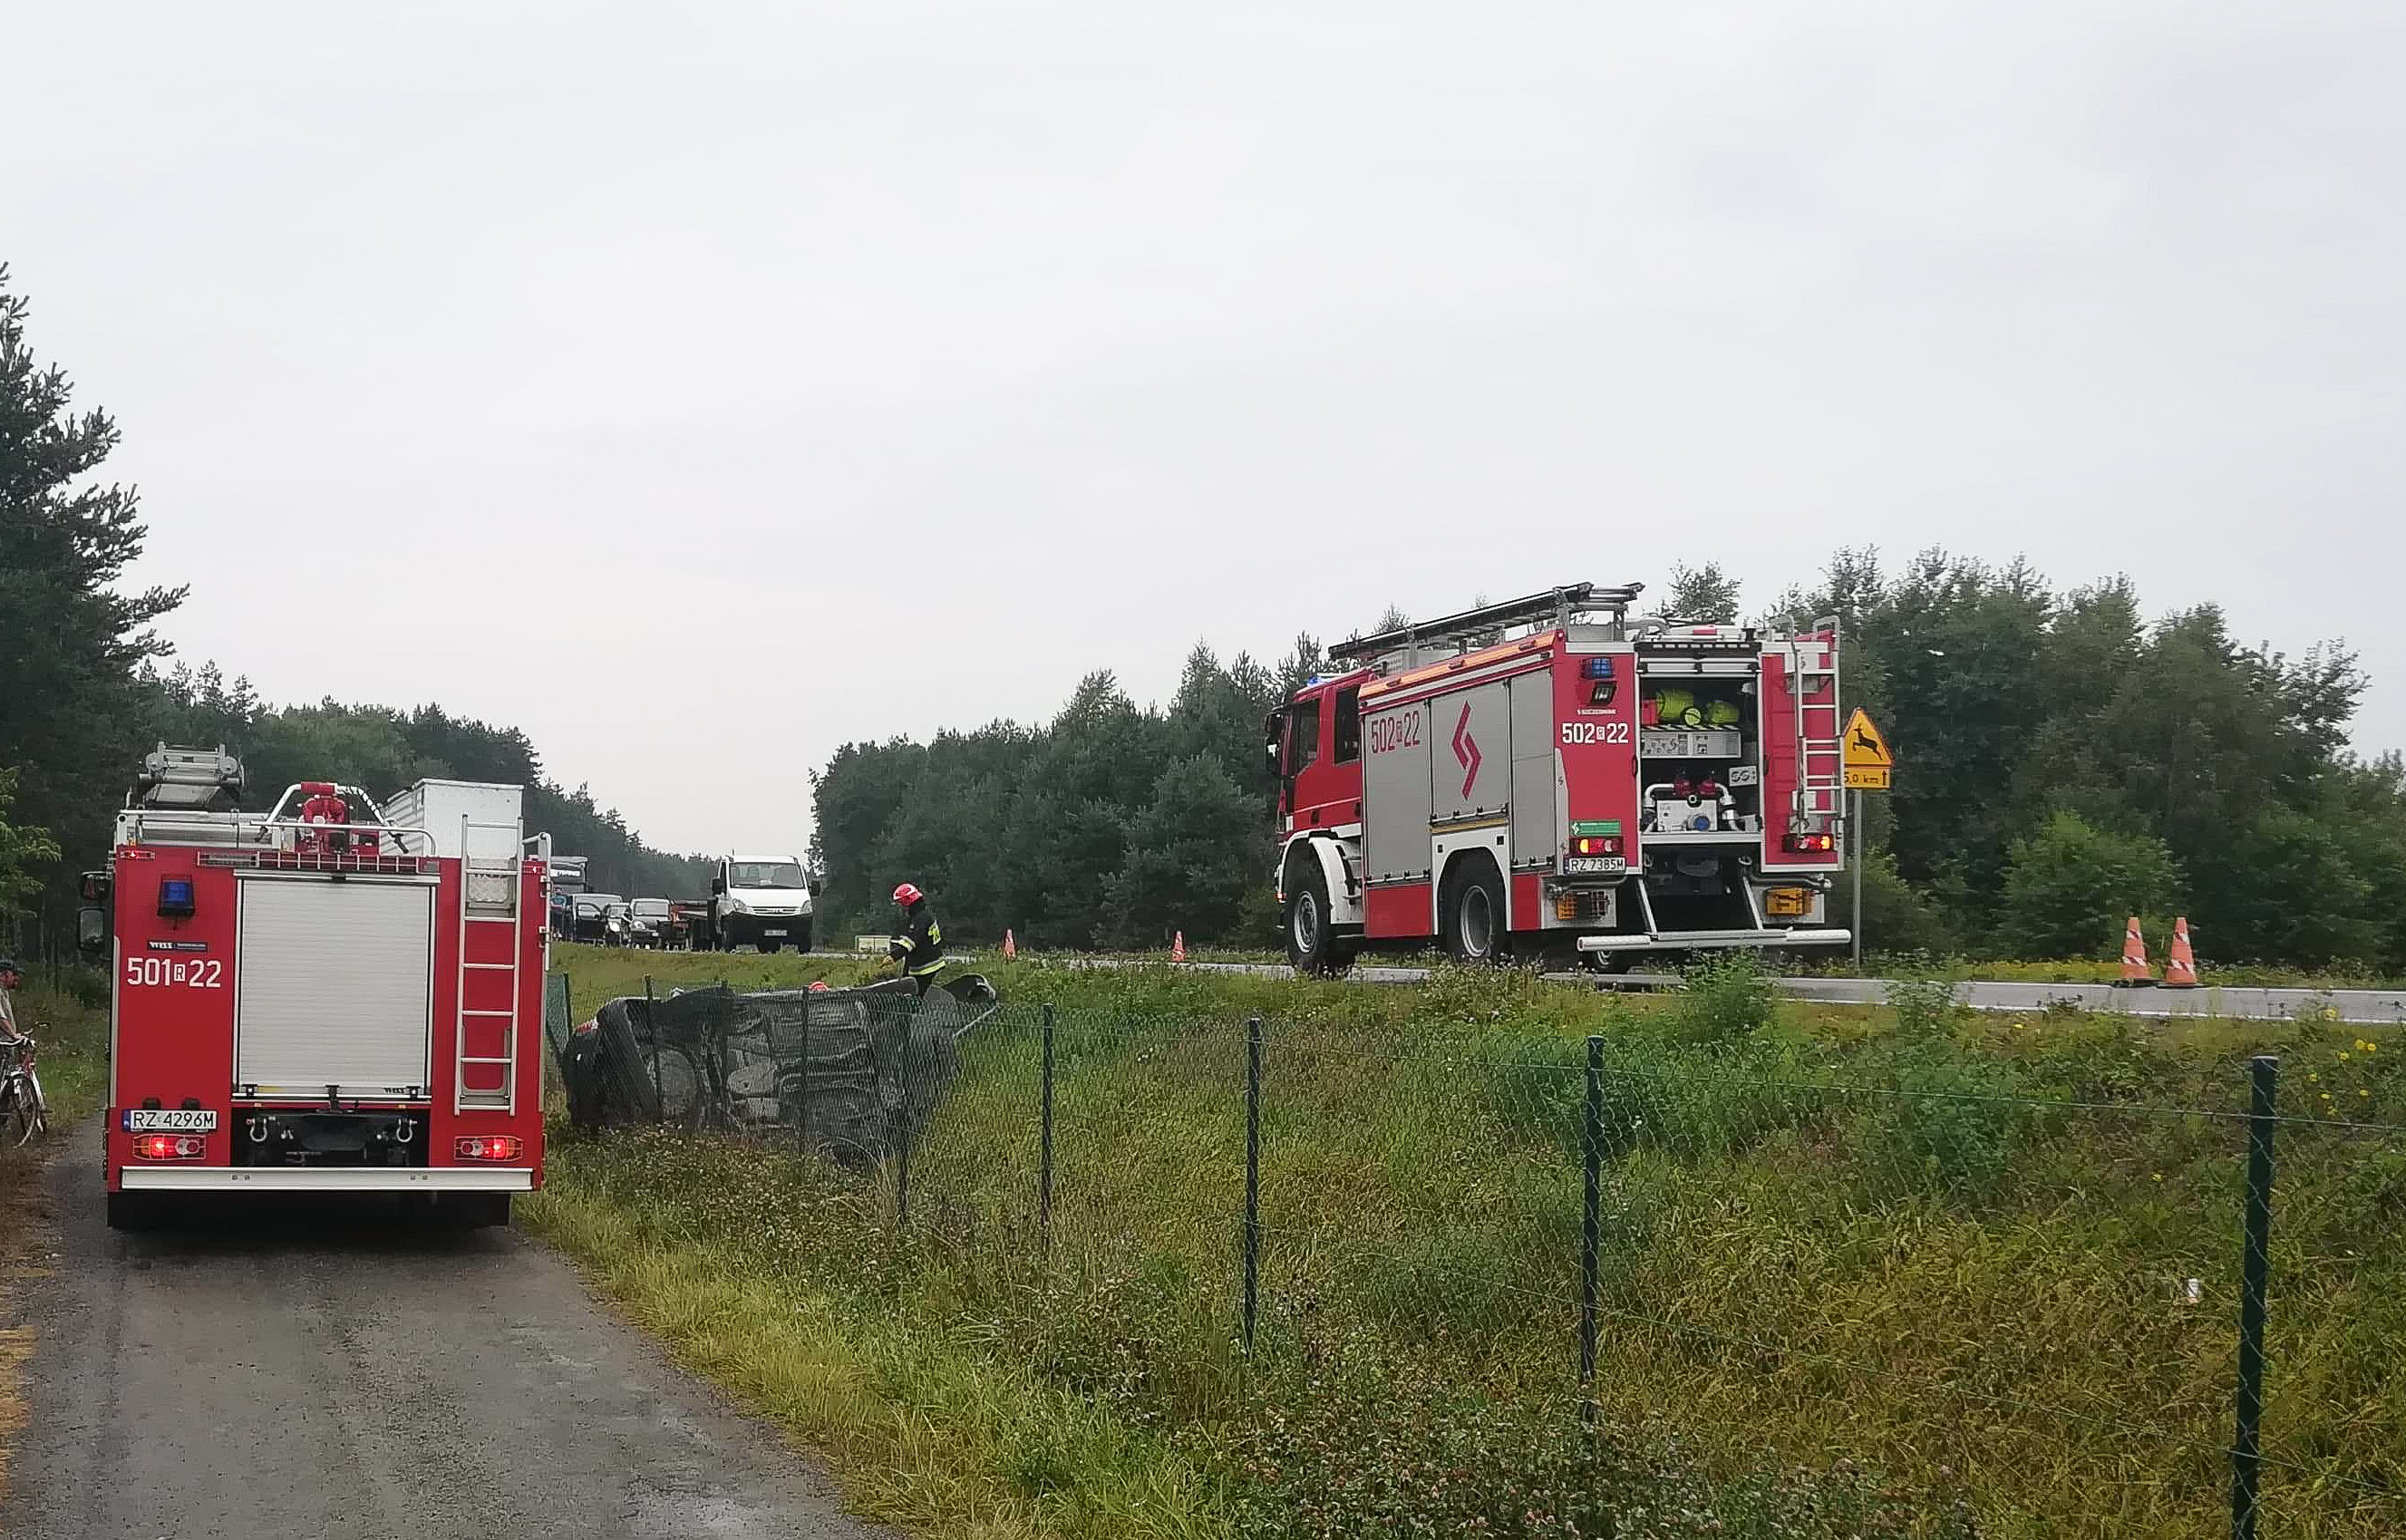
[708,855,816,953]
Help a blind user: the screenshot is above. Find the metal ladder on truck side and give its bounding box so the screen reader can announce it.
[1790,620,1845,830]
[455,816,525,1114]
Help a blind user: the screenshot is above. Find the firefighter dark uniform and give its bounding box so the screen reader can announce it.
[888,884,945,995]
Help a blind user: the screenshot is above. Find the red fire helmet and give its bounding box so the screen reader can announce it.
[892,882,924,907]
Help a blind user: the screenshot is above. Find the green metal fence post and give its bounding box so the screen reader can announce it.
[1040,1003,1056,1257]
[1243,1013,1263,1355]
[643,975,661,1126]
[797,999,812,1156]
[894,1006,914,1227]
[2231,1053,2279,1540]
[1580,1034,1603,1428]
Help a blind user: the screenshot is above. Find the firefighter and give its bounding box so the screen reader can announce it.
[887,883,945,994]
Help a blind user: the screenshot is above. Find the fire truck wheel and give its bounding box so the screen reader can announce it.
[105,1191,167,1232]
[1282,863,1352,976]
[1440,855,1509,966]
[436,1194,511,1229]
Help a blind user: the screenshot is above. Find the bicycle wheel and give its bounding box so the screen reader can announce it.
[1,1079,35,1148]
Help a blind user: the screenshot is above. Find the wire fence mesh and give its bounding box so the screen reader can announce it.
[544,973,2406,1536]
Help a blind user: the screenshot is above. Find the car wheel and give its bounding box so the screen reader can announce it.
[1441,855,1509,966]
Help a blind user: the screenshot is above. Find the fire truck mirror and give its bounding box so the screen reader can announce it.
[76,906,106,953]
[79,869,112,903]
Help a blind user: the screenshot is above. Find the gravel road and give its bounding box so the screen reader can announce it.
[0,1127,892,1540]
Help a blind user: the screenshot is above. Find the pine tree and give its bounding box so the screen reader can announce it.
[0,266,184,920]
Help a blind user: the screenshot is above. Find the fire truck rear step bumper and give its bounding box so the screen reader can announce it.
[120,1167,534,1192]
[1579,927,1852,952]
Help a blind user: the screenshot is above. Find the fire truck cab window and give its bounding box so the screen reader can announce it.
[1334,686,1363,764]
[1286,702,1322,775]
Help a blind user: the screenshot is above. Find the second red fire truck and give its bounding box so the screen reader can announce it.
[1268,583,1852,973]
[83,749,549,1230]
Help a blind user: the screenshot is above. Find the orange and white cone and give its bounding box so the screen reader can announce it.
[1170,930,1187,964]
[1002,929,1017,961]
[2118,915,2154,987]
[2162,917,2198,989]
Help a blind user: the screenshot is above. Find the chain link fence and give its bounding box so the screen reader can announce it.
[544,973,2405,1536]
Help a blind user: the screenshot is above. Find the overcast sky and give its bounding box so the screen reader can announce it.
[6,2,2400,858]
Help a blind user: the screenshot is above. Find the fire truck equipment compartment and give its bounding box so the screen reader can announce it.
[234,876,434,1099]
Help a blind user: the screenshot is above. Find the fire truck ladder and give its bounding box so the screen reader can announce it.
[1790,618,1844,828]
[455,817,525,1115]
[1328,582,1647,666]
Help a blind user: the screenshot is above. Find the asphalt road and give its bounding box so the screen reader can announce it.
[0,1129,892,1540]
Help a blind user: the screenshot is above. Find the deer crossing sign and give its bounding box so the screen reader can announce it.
[1842,708,1893,791]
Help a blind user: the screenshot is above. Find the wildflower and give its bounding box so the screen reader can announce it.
[2340,1051,2351,1061]
[2151,1172,2162,1182]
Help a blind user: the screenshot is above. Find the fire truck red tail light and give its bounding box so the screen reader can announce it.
[131,1133,206,1160]
[1571,836,1623,857]
[455,1135,523,1162]
[1786,832,1837,854]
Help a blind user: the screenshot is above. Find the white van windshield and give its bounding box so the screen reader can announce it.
[727,861,807,890]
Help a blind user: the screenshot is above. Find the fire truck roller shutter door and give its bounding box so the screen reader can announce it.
[1431,681,1510,824]
[1362,699,1433,884]
[1509,672,1555,870]
[234,876,435,1099]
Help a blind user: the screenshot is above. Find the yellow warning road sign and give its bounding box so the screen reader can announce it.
[1842,708,1891,790]
[1842,709,1891,768]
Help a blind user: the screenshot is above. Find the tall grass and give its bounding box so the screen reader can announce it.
[537,944,2406,1537]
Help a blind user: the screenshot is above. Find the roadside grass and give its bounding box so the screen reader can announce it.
[0,972,112,1507]
[540,945,2406,1536]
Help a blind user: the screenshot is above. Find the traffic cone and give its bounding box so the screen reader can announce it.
[1002,929,1017,961]
[1170,930,1187,964]
[2117,915,2155,987]
[2163,917,2198,989]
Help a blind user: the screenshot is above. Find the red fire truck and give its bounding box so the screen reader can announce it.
[87,755,548,1230]
[1267,583,1852,973]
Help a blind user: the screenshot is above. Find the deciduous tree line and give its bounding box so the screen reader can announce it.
[810,646,1315,951]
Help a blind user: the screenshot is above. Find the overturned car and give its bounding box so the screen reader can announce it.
[553,974,997,1165]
